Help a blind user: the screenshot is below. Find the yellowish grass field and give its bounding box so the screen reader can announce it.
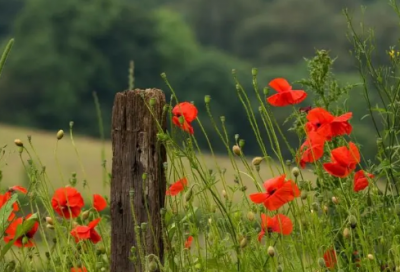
[0,124,316,201]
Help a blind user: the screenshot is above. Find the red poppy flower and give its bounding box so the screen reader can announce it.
[4,214,39,247]
[298,131,326,168]
[71,268,88,272]
[323,248,337,269]
[93,194,107,212]
[249,174,300,211]
[323,142,360,178]
[258,214,293,241]
[166,178,188,196]
[172,102,198,134]
[51,187,85,219]
[184,235,193,249]
[266,78,307,107]
[305,107,352,140]
[0,186,26,222]
[354,170,374,192]
[71,218,102,244]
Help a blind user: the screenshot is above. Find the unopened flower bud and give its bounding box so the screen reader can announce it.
[232,145,241,156]
[291,167,300,177]
[247,211,255,221]
[267,246,275,257]
[318,258,326,268]
[323,205,328,213]
[14,139,23,147]
[81,210,90,220]
[160,72,167,79]
[252,157,263,166]
[22,236,29,245]
[45,217,54,225]
[148,260,158,272]
[56,130,64,140]
[220,116,225,122]
[276,265,283,272]
[204,95,211,104]
[149,98,156,107]
[240,237,247,248]
[239,139,245,148]
[367,253,374,260]
[185,185,194,202]
[46,224,54,230]
[141,222,148,230]
[208,218,212,224]
[251,68,258,76]
[301,191,307,200]
[72,221,79,228]
[222,190,227,199]
[332,196,339,204]
[349,215,357,229]
[263,87,269,96]
[343,227,351,239]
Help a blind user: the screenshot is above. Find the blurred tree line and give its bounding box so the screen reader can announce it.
[0,0,397,160]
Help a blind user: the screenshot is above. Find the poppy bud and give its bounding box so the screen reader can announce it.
[267,246,275,257]
[343,227,351,239]
[239,139,245,148]
[318,258,326,268]
[45,217,54,225]
[222,190,227,199]
[81,210,90,220]
[204,95,211,104]
[247,211,255,221]
[148,260,158,272]
[220,116,225,122]
[232,69,236,75]
[367,254,374,260]
[235,134,239,141]
[22,236,29,245]
[149,98,156,107]
[185,185,194,202]
[141,222,148,230]
[240,237,247,248]
[160,72,167,79]
[301,191,308,200]
[332,196,339,204]
[276,265,283,272]
[323,205,328,213]
[194,263,202,269]
[232,145,241,156]
[291,167,300,178]
[252,157,263,166]
[263,87,269,96]
[240,186,247,192]
[178,116,185,125]
[251,68,258,76]
[349,215,357,229]
[14,139,23,147]
[208,218,212,224]
[56,130,64,140]
[46,224,54,230]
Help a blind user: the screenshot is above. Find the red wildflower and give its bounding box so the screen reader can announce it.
[266,78,307,107]
[93,194,107,212]
[324,248,337,269]
[4,214,39,247]
[71,268,88,272]
[70,218,102,244]
[258,214,293,241]
[0,186,27,221]
[184,235,193,249]
[354,170,374,192]
[172,102,198,134]
[51,187,85,219]
[249,174,300,211]
[166,178,188,196]
[298,131,326,168]
[305,107,352,140]
[8,185,28,194]
[323,142,360,178]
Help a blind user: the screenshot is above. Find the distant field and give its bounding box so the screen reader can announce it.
[0,124,316,201]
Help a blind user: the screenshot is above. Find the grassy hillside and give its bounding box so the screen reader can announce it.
[0,124,316,202]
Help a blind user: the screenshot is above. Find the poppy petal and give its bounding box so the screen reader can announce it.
[263,175,286,193]
[269,214,293,235]
[269,78,292,92]
[249,193,268,204]
[9,186,28,194]
[323,162,350,178]
[93,194,107,212]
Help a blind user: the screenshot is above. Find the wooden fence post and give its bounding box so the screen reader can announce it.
[110,89,166,272]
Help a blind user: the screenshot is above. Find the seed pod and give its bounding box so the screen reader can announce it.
[232,145,241,156]
[81,210,90,220]
[45,217,54,225]
[323,205,328,213]
[332,196,339,204]
[301,191,308,200]
[148,260,158,272]
[349,215,357,229]
[343,227,351,239]
[240,237,247,248]
[222,190,227,199]
[367,254,374,260]
[46,224,54,230]
[267,246,275,257]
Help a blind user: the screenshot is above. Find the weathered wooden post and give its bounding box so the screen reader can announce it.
[111,89,167,271]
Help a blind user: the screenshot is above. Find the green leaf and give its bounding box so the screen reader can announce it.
[0,213,39,260]
[0,39,14,79]
[0,193,18,234]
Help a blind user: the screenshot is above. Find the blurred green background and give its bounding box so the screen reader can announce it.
[0,0,396,160]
